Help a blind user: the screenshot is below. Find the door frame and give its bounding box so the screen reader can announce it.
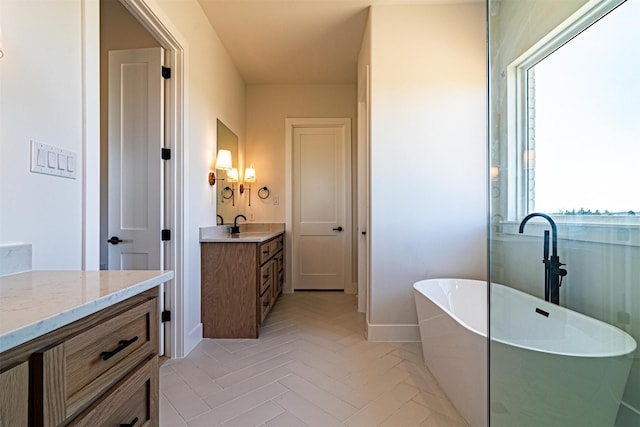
[285,118,353,294]
[83,0,186,359]
[121,0,185,360]
[357,65,371,314]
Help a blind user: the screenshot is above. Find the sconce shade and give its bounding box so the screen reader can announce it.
[227,167,239,182]
[490,166,500,180]
[215,149,232,170]
[244,164,256,183]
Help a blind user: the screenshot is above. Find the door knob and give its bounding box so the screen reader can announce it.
[332,226,343,232]
[108,236,124,245]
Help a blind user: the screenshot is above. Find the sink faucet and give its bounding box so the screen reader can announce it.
[217,214,224,225]
[519,212,567,304]
[230,214,247,234]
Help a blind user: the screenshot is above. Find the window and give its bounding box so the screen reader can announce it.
[513,0,639,220]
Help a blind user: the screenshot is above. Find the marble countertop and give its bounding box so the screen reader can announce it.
[0,270,174,353]
[200,223,284,243]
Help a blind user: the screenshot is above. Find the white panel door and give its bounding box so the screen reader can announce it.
[293,125,348,290]
[107,47,164,271]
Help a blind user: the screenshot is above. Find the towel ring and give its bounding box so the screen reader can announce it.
[258,186,270,199]
[222,187,234,200]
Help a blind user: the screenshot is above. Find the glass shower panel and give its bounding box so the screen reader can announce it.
[488,0,639,425]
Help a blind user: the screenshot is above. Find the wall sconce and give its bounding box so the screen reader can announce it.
[240,163,257,206]
[490,166,500,181]
[209,149,232,185]
[224,167,239,206]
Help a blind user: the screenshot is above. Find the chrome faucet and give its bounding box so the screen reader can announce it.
[519,212,567,305]
[230,214,246,234]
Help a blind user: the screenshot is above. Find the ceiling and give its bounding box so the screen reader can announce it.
[197,0,478,85]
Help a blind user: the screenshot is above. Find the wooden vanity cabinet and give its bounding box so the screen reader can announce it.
[201,233,284,338]
[0,288,159,427]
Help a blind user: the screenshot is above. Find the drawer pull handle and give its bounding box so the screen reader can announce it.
[263,274,269,279]
[262,250,269,254]
[263,300,270,307]
[120,417,139,427]
[100,336,139,361]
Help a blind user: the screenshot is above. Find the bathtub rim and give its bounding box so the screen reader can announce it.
[413,278,637,358]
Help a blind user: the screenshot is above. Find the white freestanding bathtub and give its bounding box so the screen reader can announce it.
[413,278,637,427]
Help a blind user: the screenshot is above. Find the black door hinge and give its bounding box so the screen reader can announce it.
[161,310,171,322]
[161,148,171,160]
[161,229,171,241]
[162,66,171,79]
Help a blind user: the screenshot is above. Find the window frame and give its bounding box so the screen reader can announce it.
[507,0,628,223]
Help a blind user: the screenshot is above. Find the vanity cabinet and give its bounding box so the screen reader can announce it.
[201,233,284,338]
[0,288,159,427]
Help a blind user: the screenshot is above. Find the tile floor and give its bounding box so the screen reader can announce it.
[160,291,467,426]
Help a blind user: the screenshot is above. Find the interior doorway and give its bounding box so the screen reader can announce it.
[99,0,185,359]
[285,118,353,292]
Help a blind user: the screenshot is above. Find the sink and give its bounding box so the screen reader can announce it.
[199,224,285,243]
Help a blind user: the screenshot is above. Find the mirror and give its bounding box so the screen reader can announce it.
[216,119,238,224]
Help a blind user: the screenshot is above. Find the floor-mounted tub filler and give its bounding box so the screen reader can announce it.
[413,278,637,427]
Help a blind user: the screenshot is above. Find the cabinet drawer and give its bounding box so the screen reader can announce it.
[33,298,158,424]
[259,262,271,295]
[259,241,272,265]
[69,355,158,427]
[259,235,284,265]
[273,235,283,254]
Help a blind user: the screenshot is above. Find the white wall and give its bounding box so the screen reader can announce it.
[0,0,246,357]
[245,84,358,285]
[0,0,85,269]
[245,84,357,222]
[154,0,246,355]
[364,4,487,339]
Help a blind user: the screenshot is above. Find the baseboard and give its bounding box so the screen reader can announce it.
[344,281,357,294]
[366,322,421,342]
[184,322,203,357]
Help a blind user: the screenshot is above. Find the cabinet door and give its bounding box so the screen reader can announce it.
[270,258,277,302]
[0,361,28,427]
[277,252,284,294]
[260,287,271,324]
[259,262,272,296]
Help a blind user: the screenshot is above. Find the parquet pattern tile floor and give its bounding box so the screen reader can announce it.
[160,291,467,427]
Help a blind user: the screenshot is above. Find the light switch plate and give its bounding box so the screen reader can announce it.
[30,140,77,179]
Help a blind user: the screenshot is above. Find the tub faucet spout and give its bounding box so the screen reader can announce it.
[518,212,567,304]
